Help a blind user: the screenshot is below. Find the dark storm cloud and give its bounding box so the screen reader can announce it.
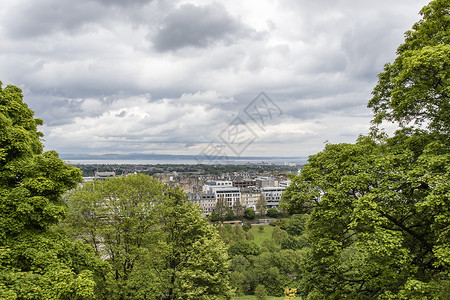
[153,2,255,52]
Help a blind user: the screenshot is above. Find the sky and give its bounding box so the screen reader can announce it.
[0,0,431,160]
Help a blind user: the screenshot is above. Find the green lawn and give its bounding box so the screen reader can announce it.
[248,225,274,246]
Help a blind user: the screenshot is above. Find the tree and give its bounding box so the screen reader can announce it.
[225,208,235,220]
[282,131,449,298]
[254,284,267,300]
[368,0,450,133]
[158,186,234,299]
[65,174,234,299]
[228,240,259,257]
[245,250,304,296]
[244,207,255,220]
[282,2,449,296]
[256,194,267,216]
[272,226,288,245]
[232,198,244,217]
[214,194,229,220]
[64,174,166,299]
[266,208,279,218]
[0,82,97,299]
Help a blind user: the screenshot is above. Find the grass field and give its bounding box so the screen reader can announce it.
[248,224,274,246]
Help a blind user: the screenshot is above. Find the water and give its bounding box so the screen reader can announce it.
[65,158,306,165]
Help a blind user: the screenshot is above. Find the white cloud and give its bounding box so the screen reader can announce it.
[0,0,431,158]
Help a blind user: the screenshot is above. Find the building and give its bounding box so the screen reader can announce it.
[255,177,277,188]
[94,171,116,180]
[202,180,233,193]
[261,186,285,208]
[278,180,292,188]
[240,187,260,210]
[232,179,256,188]
[214,187,241,208]
[187,192,216,216]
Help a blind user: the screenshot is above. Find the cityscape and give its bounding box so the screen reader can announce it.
[0,0,447,299]
[78,162,300,217]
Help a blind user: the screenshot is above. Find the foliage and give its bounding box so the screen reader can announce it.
[214,195,230,220]
[256,194,267,216]
[280,236,308,251]
[226,208,235,220]
[282,131,449,298]
[233,198,245,217]
[254,284,267,300]
[368,0,450,133]
[244,208,256,220]
[283,287,297,300]
[243,223,252,232]
[284,215,308,236]
[223,222,309,297]
[0,82,97,299]
[65,174,234,299]
[209,210,220,222]
[245,250,305,296]
[266,208,279,218]
[281,4,450,296]
[271,227,288,245]
[217,223,251,245]
[228,240,260,257]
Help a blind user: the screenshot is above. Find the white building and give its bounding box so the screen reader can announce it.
[240,188,260,210]
[202,180,233,193]
[261,186,285,208]
[187,193,215,216]
[278,180,292,188]
[214,187,241,208]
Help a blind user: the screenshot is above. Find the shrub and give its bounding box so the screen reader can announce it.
[266,208,279,218]
[255,284,267,300]
[244,208,255,220]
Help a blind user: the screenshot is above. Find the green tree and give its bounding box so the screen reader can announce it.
[245,250,304,296]
[244,207,255,220]
[266,207,279,218]
[214,195,229,220]
[225,208,235,220]
[368,0,450,133]
[64,174,166,299]
[254,284,267,300]
[256,194,267,216]
[158,186,234,299]
[65,174,234,299]
[232,198,244,217]
[282,2,450,296]
[282,131,449,298]
[272,226,288,245]
[228,240,259,257]
[0,82,97,299]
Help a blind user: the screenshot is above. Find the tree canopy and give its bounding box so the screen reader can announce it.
[64,174,234,299]
[368,0,450,133]
[282,1,450,298]
[0,82,98,299]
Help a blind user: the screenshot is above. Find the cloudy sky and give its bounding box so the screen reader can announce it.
[0,0,430,159]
